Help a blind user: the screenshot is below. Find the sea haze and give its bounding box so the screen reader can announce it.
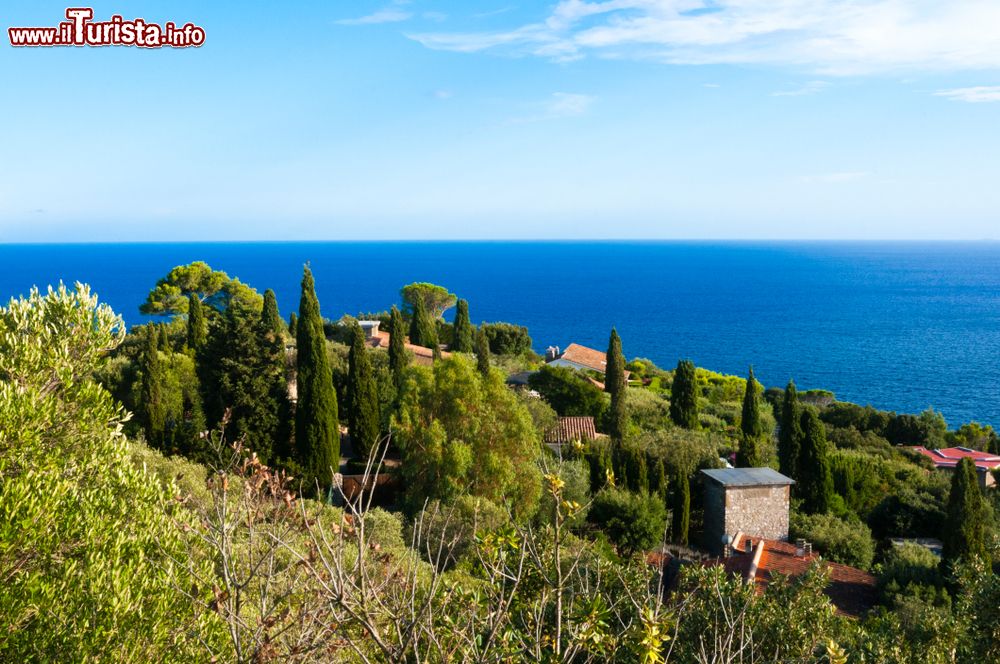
[2,241,998,428]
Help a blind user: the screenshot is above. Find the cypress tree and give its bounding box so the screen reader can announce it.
[261,288,284,338]
[388,306,407,388]
[347,323,380,459]
[288,311,298,337]
[452,299,474,352]
[295,266,339,493]
[158,324,170,352]
[475,325,491,377]
[672,471,690,545]
[408,297,437,350]
[737,366,765,467]
[606,328,628,443]
[652,457,667,497]
[798,409,833,514]
[942,457,987,564]
[139,326,166,446]
[186,293,207,350]
[778,379,803,480]
[669,359,699,429]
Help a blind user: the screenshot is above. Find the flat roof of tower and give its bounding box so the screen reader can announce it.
[701,467,795,487]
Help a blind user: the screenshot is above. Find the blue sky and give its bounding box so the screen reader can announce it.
[2,0,999,241]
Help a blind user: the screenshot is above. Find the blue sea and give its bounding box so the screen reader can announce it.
[2,241,998,428]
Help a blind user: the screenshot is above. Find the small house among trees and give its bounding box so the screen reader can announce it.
[701,467,795,555]
[545,343,630,385]
[543,416,602,452]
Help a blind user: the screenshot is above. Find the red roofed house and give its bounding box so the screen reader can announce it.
[546,343,630,386]
[721,533,877,617]
[364,321,450,367]
[908,446,999,489]
[543,416,605,453]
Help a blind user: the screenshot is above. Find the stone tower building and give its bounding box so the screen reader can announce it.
[701,467,795,555]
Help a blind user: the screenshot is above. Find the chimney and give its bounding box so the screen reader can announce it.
[795,538,805,557]
[745,538,753,554]
[803,542,812,557]
[546,346,561,362]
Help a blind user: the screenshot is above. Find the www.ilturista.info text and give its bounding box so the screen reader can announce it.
[8,8,205,48]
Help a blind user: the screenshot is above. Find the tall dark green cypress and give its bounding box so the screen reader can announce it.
[475,325,491,377]
[606,328,628,442]
[798,409,833,514]
[261,288,284,338]
[942,457,987,564]
[669,359,699,429]
[652,457,667,497]
[452,299,474,352]
[295,266,339,493]
[672,471,690,545]
[778,379,803,480]
[186,293,207,350]
[259,298,292,462]
[288,311,298,337]
[408,297,437,350]
[737,366,765,467]
[139,325,166,446]
[388,306,407,389]
[158,324,170,352]
[347,323,380,459]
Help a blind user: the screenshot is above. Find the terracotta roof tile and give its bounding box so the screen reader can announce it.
[726,534,877,617]
[545,417,599,445]
[909,446,1000,472]
[558,343,609,373]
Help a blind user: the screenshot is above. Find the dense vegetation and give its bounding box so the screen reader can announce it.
[2,266,998,662]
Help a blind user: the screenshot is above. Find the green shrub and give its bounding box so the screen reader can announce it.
[588,488,666,556]
[480,322,532,356]
[790,511,875,570]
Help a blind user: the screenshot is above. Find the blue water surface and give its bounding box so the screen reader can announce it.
[2,241,998,427]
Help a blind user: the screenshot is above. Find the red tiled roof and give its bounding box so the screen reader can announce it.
[908,446,1000,472]
[545,416,599,445]
[724,533,877,618]
[552,343,631,379]
[370,330,450,365]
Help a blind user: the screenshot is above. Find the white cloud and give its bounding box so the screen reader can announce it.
[409,1,1000,74]
[934,86,1000,103]
[772,80,829,96]
[337,8,412,26]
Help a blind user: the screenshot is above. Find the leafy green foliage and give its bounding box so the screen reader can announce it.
[589,488,667,555]
[261,288,284,338]
[392,355,541,518]
[138,324,167,445]
[0,284,218,660]
[669,359,699,429]
[388,305,408,389]
[528,365,607,420]
[480,322,532,356]
[790,511,875,570]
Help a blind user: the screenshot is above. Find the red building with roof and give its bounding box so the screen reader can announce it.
[908,446,1000,488]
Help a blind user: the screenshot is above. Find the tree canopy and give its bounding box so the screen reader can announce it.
[669,359,699,429]
[400,282,457,319]
[392,355,541,518]
[140,261,262,317]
